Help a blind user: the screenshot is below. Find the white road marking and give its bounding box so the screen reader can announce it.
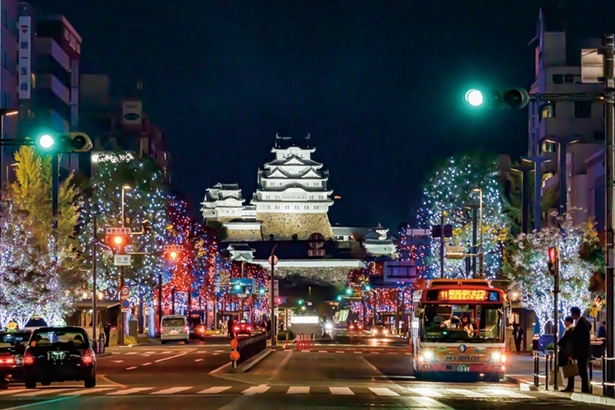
[408,397,454,409]
[126,352,138,355]
[59,388,113,396]
[447,388,488,398]
[0,389,27,396]
[319,350,327,353]
[111,360,124,363]
[335,351,344,354]
[15,389,78,397]
[369,387,399,396]
[407,387,442,397]
[151,386,192,395]
[154,351,188,363]
[242,385,270,395]
[125,366,137,370]
[287,386,310,394]
[486,389,535,399]
[195,358,203,362]
[213,352,220,355]
[142,362,152,366]
[107,387,153,395]
[198,386,232,394]
[329,387,354,395]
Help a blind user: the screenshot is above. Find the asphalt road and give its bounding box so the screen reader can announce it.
[0,335,605,409]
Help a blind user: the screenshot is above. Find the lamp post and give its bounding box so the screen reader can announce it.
[269,243,279,346]
[118,185,131,345]
[473,188,484,276]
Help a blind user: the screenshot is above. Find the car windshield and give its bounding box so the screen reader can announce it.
[30,329,88,348]
[421,304,504,343]
[162,318,185,327]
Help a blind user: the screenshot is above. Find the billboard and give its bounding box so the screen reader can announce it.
[122,99,142,130]
[18,16,32,100]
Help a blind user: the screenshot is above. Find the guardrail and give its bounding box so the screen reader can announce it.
[235,333,267,365]
[533,352,602,394]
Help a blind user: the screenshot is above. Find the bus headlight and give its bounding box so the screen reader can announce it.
[423,350,434,362]
[491,352,506,363]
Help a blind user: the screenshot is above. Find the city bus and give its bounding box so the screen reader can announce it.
[411,279,508,381]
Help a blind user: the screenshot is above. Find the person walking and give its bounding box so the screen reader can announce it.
[570,306,591,393]
[558,316,576,392]
[512,323,524,353]
[598,321,607,339]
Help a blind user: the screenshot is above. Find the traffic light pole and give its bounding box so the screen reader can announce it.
[118,265,125,346]
[92,216,97,344]
[158,272,163,336]
[603,33,615,398]
[51,153,59,229]
[440,213,445,278]
[553,258,560,391]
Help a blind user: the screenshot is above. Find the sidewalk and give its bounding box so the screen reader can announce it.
[506,353,614,407]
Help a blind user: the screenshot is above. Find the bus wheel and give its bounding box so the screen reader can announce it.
[413,370,422,380]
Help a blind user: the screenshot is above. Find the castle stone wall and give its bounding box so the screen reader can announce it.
[225,229,263,241]
[258,212,334,240]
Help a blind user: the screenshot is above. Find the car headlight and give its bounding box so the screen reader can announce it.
[325,323,333,331]
[422,350,434,361]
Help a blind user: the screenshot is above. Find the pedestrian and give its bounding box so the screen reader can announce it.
[598,321,607,339]
[558,316,575,392]
[512,323,524,353]
[228,318,234,338]
[570,306,591,393]
[266,319,272,337]
[103,321,111,347]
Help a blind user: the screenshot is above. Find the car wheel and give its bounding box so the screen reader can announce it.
[84,375,96,388]
[185,339,189,344]
[25,378,36,389]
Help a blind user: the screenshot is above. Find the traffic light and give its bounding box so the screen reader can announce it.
[106,233,130,253]
[297,299,304,306]
[464,88,530,110]
[35,132,93,153]
[547,246,559,276]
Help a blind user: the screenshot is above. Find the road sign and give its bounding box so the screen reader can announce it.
[106,227,131,235]
[120,299,130,312]
[120,286,130,299]
[230,278,253,296]
[274,280,279,298]
[268,255,278,266]
[114,254,131,266]
[581,49,603,84]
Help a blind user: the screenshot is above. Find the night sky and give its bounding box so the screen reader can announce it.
[31,0,615,230]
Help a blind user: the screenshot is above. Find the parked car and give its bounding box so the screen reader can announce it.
[160,315,190,344]
[23,327,96,388]
[0,331,31,386]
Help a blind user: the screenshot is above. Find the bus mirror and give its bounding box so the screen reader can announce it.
[414,308,424,318]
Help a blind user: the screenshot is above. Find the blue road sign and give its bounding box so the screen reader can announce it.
[229,278,253,295]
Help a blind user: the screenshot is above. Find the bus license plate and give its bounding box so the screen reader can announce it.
[455,365,470,372]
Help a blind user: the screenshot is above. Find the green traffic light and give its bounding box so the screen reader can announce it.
[336,295,343,302]
[364,285,371,291]
[37,134,56,150]
[259,288,265,295]
[345,288,353,295]
[465,89,484,107]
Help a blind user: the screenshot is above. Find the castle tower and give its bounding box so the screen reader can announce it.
[201,183,261,241]
[251,134,334,240]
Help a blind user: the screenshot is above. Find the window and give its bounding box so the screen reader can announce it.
[575,101,592,118]
[540,104,555,120]
[564,74,574,84]
[552,74,563,84]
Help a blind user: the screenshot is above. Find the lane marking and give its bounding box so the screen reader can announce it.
[0,389,27,396]
[214,350,225,353]
[319,350,327,353]
[126,352,138,355]
[369,387,399,396]
[210,361,231,374]
[98,374,127,388]
[142,362,152,366]
[447,388,488,398]
[268,350,293,382]
[407,387,442,397]
[151,386,192,395]
[195,358,204,362]
[107,387,153,395]
[242,385,270,395]
[287,386,309,394]
[330,386,353,395]
[198,386,232,394]
[335,351,344,354]
[212,352,220,355]
[125,366,138,370]
[111,360,124,363]
[15,389,78,397]
[154,351,188,363]
[408,397,454,409]
[59,387,113,396]
[3,396,75,409]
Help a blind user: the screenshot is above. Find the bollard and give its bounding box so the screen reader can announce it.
[310,333,315,348]
[545,353,551,390]
[284,333,289,349]
[589,359,594,395]
[604,356,607,397]
[533,353,539,388]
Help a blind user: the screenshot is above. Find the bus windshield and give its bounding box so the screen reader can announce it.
[421,303,504,343]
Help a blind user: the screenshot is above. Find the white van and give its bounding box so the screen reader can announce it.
[160,315,189,344]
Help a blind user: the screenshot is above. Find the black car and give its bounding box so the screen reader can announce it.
[0,331,30,386]
[23,327,96,389]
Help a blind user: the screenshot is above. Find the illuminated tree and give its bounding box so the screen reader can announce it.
[419,153,508,278]
[77,153,170,303]
[396,222,427,276]
[504,215,599,334]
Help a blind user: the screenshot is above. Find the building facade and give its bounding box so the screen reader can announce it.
[528,7,604,228]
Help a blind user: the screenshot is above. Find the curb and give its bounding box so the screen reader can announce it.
[572,392,615,407]
[230,348,274,374]
[505,376,539,391]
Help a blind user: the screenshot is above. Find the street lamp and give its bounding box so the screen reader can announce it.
[473,188,484,277]
[121,185,132,227]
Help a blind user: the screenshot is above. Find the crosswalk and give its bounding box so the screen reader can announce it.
[0,385,559,399]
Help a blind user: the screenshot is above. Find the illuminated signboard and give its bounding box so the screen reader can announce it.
[436,289,501,302]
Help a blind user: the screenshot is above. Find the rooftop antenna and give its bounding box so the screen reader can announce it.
[305,132,311,148]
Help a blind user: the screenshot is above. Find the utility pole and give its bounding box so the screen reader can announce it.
[440,212,446,278]
[269,244,279,346]
[92,216,97,345]
[603,33,615,398]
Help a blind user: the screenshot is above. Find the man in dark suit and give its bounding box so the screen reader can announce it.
[570,306,591,393]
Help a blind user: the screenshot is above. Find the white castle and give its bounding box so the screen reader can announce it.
[201,134,335,241]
